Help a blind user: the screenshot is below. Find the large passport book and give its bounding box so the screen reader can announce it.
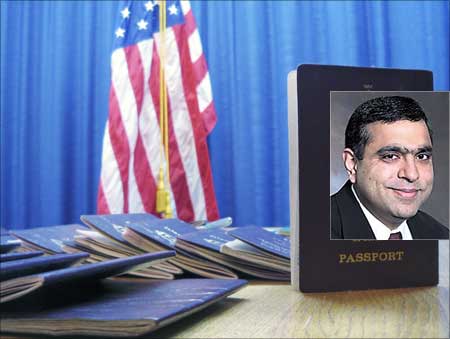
[287,64,439,292]
[1,251,175,303]
[1,278,247,337]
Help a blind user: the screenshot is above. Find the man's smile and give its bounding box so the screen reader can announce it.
[388,187,420,200]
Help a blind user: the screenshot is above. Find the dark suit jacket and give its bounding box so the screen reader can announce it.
[331,181,449,240]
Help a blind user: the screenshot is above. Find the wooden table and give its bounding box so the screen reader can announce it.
[2,241,448,339]
[152,240,449,338]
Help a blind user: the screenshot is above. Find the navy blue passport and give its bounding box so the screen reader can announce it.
[177,229,290,280]
[0,235,22,253]
[178,228,235,252]
[126,217,197,248]
[10,224,88,254]
[228,226,291,259]
[0,252,89,281]
[1,278,247,337]
[80,213,160,244]
[0,251,44,262]
[1,251,175,303]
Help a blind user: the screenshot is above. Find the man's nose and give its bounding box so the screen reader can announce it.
[398,157,419,182]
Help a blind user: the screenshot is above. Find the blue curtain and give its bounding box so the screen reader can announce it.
[1,1,449,229]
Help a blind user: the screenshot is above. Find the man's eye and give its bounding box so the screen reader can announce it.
[381,154,399,161]
[416,153,432,161]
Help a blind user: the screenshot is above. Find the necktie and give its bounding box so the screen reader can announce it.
[388,232,402,240]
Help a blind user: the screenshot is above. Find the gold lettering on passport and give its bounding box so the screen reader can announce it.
[338,251,405,264]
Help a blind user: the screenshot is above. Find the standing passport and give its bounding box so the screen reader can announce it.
[287,64,439,292]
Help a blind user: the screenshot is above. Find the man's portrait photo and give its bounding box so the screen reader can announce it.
[330,92,449,240]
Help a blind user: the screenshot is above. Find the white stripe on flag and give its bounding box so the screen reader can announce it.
[188,29,202,63]
[196,72,213,113]
[180,0,191,15]
[158,28,207,219]
[100,121,123,213]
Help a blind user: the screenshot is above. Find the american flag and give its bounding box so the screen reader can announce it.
[97,0,219,222]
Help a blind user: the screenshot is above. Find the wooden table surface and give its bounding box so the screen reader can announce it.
[138,241,449,338]
[2,241,448,339]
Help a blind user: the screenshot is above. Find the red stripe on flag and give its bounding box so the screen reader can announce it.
[167,98,195,222]
[183,10,197,36]
[200,102,218,136]
[133,135,157,213]
[97,182,110,214]
[124,45,144,115]
[193,54,208,83]
[148,44,195,221]
[173,25,219,221]
[108,86,130,213]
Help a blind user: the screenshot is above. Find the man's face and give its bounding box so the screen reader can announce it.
[351,120,434,228]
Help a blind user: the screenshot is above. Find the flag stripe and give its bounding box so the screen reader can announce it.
[199,101,217,136]
[134,39,159,213]
[107,86,130,213]
[196,72,213,113]
[97,181,110,214]
[187,29,202,63]
[99,121,123,214]
[182,7,196,36]
[193,54,208,84]
[167,97,196,221]
[124,45,145,118]
[123,45,146,212]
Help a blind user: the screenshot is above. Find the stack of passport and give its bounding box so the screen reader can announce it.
[8,213,290,281]
[0,237,247,337]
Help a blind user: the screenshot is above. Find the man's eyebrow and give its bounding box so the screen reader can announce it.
[376,145,433,155]
[416,146,433,154]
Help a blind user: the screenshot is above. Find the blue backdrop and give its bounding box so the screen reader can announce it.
[1,1,449,229]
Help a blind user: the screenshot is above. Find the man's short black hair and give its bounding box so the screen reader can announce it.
[345,96,433,160]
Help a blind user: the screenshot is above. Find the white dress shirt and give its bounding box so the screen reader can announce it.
[351,185,413,240]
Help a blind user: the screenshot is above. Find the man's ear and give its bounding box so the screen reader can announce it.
[343,148,358,184]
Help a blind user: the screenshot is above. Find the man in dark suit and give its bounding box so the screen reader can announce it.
[331,96,449,240]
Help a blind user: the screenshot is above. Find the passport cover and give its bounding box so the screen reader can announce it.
[288,64,439,292]
[1,278,247,337]
[1,251,175,303]
[0,236,21,253]
[177,229,289,280]
[0,251,44,262]
[228,226,290,259]
[0,252,89,282]
[125,217,196,249]
[10,224,88,254]
[80,213,160,244]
